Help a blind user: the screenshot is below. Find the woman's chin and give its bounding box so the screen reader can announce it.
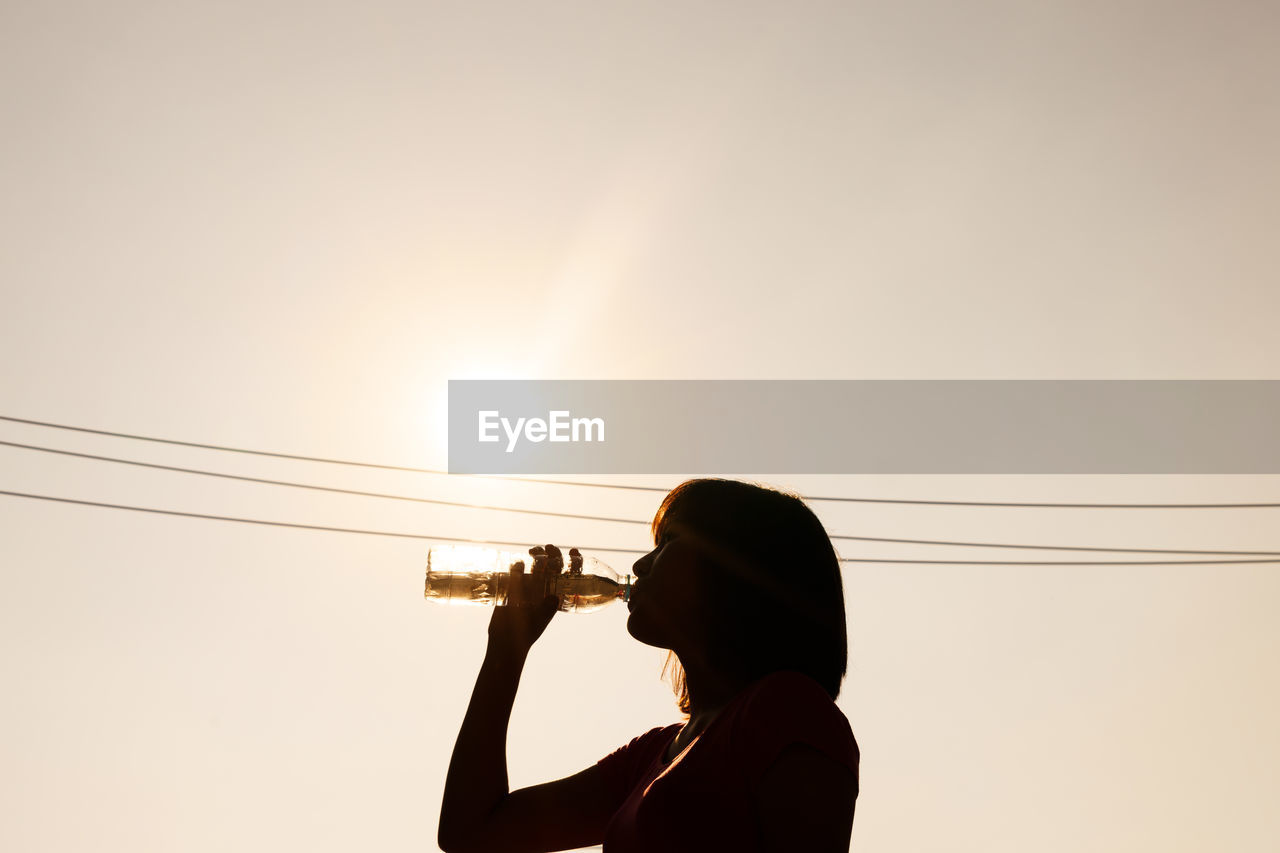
[624,611,660,646]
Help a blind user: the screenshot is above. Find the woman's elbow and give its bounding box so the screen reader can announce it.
[437,821,484,853]
[437,820,515,853]
[435,826,459,853]
[436,828,475,853]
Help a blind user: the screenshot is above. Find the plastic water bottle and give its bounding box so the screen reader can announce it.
[423,546,633,613]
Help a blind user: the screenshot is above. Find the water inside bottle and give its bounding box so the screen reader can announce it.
[555,573,626,612]
[424,571,511,606]
[423,569,626,613]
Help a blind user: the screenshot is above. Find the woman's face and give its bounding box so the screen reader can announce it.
[626,517,716,653]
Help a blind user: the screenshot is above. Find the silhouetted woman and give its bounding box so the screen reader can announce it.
[438,478,859,852]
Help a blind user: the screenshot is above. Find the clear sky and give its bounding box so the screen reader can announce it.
[2,2,1278,851]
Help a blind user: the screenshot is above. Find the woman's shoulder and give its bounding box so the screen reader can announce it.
[739,669,847,715]
[726,669,859,771]
[603,722,682,758]
[594,722,682,799]
[597,722,682,768]
[752,668,835,693]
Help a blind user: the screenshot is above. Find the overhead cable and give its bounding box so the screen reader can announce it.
[4,415,1278,508]
[5,490,1280,565]
[5,439,1279,557]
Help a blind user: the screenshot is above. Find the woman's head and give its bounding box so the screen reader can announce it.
[627,478,848,713]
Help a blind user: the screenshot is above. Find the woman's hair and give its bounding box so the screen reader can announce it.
[650,478,848,714]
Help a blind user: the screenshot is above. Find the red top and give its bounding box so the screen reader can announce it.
[595,670,859,852]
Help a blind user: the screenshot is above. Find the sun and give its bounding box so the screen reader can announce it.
[410,358,543,472]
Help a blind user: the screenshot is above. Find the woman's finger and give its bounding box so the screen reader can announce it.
[508,559,525,606]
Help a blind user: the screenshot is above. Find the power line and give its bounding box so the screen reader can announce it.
[0,489,646,554]
[6,439,1279,557]
[5,489,1280,565]
[0,415,463,472]
[4,414,1280,508]
[833,533,1280,557]
[834,557,1280,565]
[0,440,642,526]
[0,414,628,484]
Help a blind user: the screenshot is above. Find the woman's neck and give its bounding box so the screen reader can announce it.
[680,656,751,719]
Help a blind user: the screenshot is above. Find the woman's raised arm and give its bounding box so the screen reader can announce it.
[438,545,619,853]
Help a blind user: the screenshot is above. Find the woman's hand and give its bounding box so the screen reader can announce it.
[486,544,573,660]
